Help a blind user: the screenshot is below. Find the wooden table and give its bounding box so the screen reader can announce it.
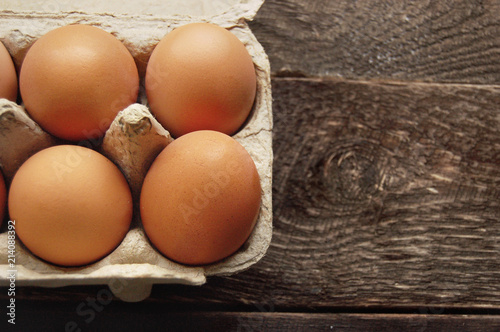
[3,1,500,330]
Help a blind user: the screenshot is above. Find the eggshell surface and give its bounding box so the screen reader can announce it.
[19,24,139,141]
[140,130,261,265]
[0,41,17,102]
[145,23,257,138]
[8,145,133,266]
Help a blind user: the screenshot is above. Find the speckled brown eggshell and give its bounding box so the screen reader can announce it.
[8,145,133,267]
[0,41,18,102]
[19,24,139,141]
[145,23,257,138]
[140,130,261,265]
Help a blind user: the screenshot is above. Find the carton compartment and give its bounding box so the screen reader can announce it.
[0,1,272,302]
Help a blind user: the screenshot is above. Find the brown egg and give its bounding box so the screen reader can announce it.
[140,130,261,265]
[0,41,18,102]
[8,145,133,266]
[145,23,256,138]
[0,170,6,226]
[19,24,139,141]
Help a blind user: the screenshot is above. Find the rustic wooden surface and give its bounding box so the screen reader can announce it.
[11,301,500,332]
[2,0,500,331]
[249,0,500,83]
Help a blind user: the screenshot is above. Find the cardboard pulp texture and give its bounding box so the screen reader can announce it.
[0,0,272,302]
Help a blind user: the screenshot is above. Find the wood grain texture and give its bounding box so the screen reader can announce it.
[250,0,500,83]
[256,78,500,308]
[6,78,500,311]
[7,302,500,332]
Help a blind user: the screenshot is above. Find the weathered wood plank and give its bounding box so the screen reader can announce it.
[257,78,500,308]
[3,78,500,310]
[8,302,500,332]
[250,0,500,83]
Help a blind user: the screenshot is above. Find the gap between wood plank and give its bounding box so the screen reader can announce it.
[10,302,500,332]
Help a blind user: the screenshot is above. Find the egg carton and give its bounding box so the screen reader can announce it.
[0,0,272,302]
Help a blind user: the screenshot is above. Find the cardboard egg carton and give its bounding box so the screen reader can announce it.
[0,0,272,302]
